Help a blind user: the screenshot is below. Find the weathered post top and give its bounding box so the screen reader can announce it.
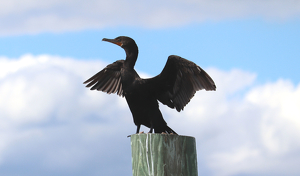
[131,133,198,176]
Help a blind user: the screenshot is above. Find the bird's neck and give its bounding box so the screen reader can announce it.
[124,47,138,69]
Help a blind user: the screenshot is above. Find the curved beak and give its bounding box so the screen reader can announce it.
[102,38,122,46]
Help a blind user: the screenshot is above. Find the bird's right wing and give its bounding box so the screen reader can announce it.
[144,55,216,112]
[83,60,124,97]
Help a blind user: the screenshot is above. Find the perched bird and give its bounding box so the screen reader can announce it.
[84,36,216,134]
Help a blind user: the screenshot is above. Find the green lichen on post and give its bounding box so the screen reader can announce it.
[131,133,198,176]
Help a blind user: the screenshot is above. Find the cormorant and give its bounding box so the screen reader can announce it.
[84,36,216,134]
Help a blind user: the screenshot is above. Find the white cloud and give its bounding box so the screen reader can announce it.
[174,70,300,176]
[0,0,299,36]
[0,54,133,175]
[0,55,300,175]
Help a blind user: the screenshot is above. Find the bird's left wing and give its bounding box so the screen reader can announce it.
[144,55,216,112]
[83,60,124,97]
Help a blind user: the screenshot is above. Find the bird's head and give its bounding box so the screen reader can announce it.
[102,36,137,50]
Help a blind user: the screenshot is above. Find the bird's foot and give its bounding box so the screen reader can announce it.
[127,131,145,137]
[147,130,153,134]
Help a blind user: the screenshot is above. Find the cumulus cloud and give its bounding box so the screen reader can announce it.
[0,55,133,175]
[0,0,300,36]
[0,55,300,176]
[169,69,300,176]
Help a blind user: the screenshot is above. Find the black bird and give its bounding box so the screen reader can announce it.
[84,36,216,134]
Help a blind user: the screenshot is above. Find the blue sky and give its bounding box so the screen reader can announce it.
[1,19,299,84]
[1,1,300,176]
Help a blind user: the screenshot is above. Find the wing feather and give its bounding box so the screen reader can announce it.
[83,60,124,97]
[146,55,216,112]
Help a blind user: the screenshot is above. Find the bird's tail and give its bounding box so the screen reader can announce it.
[165,126,177,135]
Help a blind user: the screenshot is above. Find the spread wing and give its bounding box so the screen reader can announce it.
[83,60,124,97]
[146,55,216,112]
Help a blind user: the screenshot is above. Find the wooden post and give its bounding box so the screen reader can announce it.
[131,133,198,176]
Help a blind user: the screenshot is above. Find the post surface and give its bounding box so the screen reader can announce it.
[131,133,198,176]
